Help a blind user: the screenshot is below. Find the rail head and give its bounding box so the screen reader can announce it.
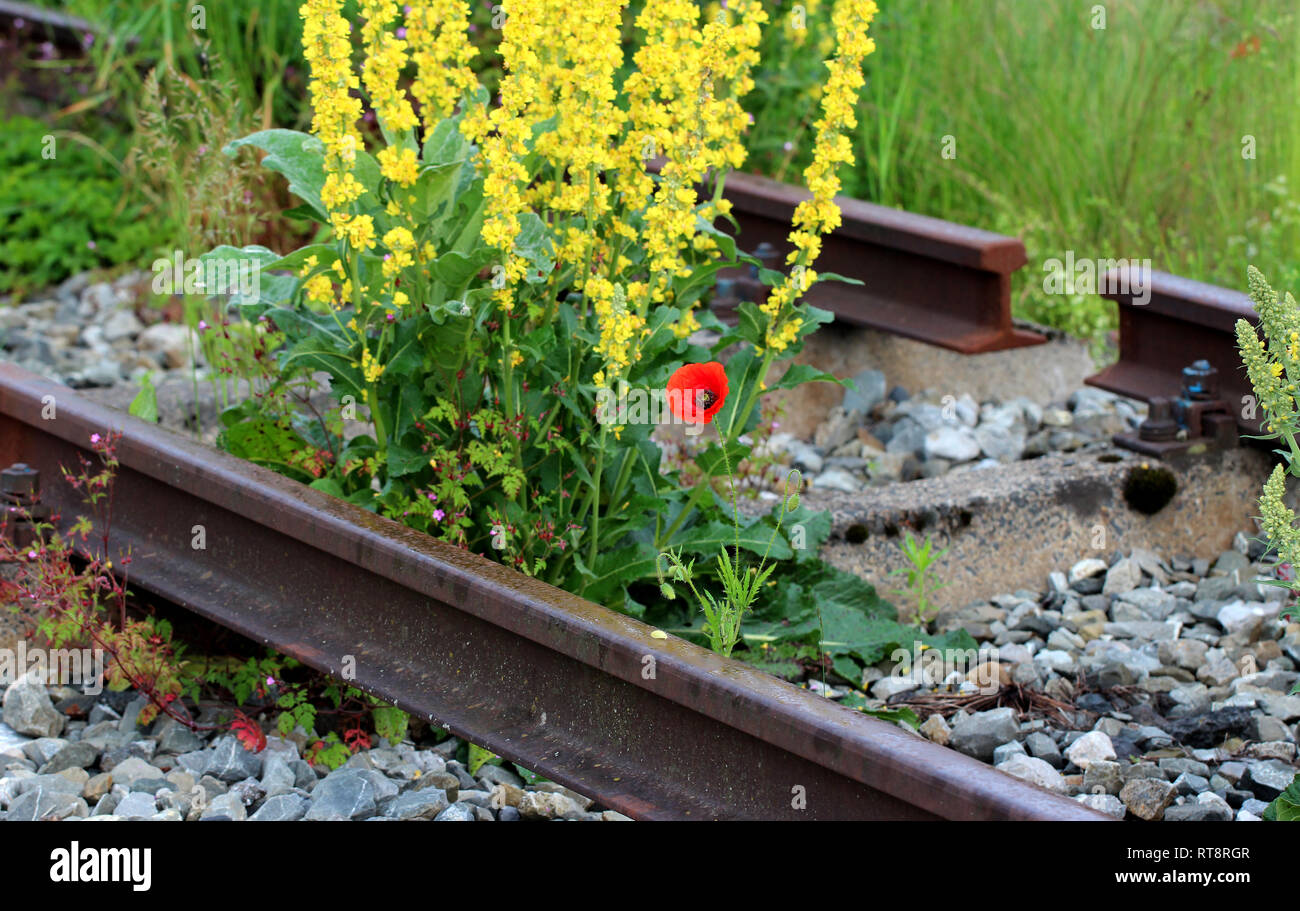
[1100,268,1257,331]
[0,362,1109,820]
[722,169,1028,274]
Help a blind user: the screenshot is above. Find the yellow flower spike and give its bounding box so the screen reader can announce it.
[406,0,479,130]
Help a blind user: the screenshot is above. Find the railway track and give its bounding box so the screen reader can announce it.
[0,362,1110,821]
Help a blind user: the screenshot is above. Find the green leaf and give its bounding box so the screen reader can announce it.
[674,520,793,561]
[432,248,495,289]
[372,706,409,745]
[693,440,751,478]
[860,705,920,729]
[467,742,498,776]
[225,130,330,217]
[422,117,470,167]
[281,334,366,400]
[813,271,865,287]
[769,364,843,392]
[386,442,429,477]
[128,372,159,423]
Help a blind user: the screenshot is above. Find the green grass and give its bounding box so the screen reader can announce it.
[746,0,1300,342]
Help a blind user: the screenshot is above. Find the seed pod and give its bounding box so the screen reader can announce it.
[659,582,676,600]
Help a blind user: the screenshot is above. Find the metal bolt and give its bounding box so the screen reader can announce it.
[1181,359,1218,401]
[1,463,39,501]
[1138,397,1179,442]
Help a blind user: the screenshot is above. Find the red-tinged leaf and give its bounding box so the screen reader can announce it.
[343,722,371,753]
[231,710,267,753]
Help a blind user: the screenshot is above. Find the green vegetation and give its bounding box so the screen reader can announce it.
[0,114,171,295]
[745,0,1300,341]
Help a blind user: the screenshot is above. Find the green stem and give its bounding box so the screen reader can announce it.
[584,424,609,573]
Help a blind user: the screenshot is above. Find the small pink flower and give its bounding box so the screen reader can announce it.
[197,320,209,332]
[86,240,96,250]
[395,26,406,38]
[426,492,437,501]
[27,551,37,560]
[385,312,395,321]
[90,433,101,444]
[432,509,445,522]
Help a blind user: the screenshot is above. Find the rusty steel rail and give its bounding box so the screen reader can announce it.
[1085,269,1262,436]
[0,363,1106,820]
[720,170,1046,353]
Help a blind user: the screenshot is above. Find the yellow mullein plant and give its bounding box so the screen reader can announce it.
[204,0,879,613]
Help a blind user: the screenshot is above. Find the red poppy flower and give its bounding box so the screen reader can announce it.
[667,361,729,424]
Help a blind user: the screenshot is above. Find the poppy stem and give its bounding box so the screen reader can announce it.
[725,350,775,443]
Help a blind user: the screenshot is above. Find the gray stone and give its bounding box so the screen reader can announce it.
[1117,588,1176,620]
[786,442,823,474]
[201,792,247,821]
[156,724,205,755]
[259,755,297,798]
[842,369,887,414]
[974,422,1025,462]
[433,802,477,822]
[174,750,210,778]
[1024,731,1063,768]
[1159,757,1211,779]
[1064,731,1116,770]
[1165,801,1233,822]
[136,323,193,369]
[1172,772,1210,795]
[950,707,1020,761]
[206,735,263,782]
[1217,600,1277,636]
[1119,778,1176,820]
[39,741,98,774]
[1212,550,1251,577]
[1082,760,1123,795]
[113,791,158,820]
[1105,621,1179,641]
[1158,639,1208,670]
[228,776,266,807]
[924,426,980,462]
[386,789,450,820]
[101,309,143,342]
[2,674,65,738]
[305,769,380,820]
[23,737,68,766]
[871,676,920,700]
[518,790,586,820]
[104,756,161,787]
[813,407,862,451]
[884,416,927,455]
[1242,759,1299,800]
[1103,559,1143,595]
[811,468,861,493]
[250,793,310,821]
[477,764,524,790]
[1075,793,1126,819]
[4,786,89,821]
[995,754,1067,792]
[993,741,1026,765]
[1197,658,1239,687]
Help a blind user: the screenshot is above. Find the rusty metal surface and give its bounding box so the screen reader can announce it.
[0,363,1106,820]
[1086,270,1262,435]
[720,170,1046,353]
